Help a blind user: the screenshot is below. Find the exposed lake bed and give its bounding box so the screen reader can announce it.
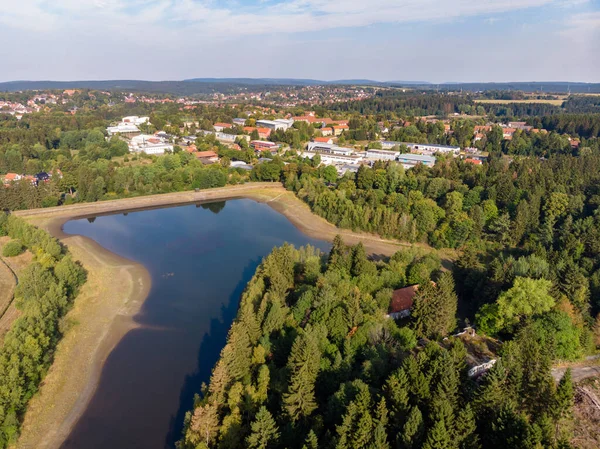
[58,199,330,449]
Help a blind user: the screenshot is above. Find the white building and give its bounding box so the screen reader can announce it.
[106,123,140,137]
[122,116,150,126]
[256,119,294,131]
[381,141,460,155]
[302,151,363,166]
[397,153,436,169]
[306,142,354,155]
[129,134,173,155]
[366,149,400,161]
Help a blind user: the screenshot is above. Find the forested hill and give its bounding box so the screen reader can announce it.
[1,79,599,94]
[180,239,576,449]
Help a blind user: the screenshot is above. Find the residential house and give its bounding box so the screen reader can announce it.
[313,137,334,144]
[321,127,333,136]
[194,151,219,164]
[250,140,279,152]
[2,173,22,185]
[333,125,349,136]
[387,285,419,319]
[213,122,233,132]
[244,127,272,139]
[502,128,517,140]
[233,118,247,126]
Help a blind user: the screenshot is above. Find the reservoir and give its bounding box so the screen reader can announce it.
[60,199,330,449]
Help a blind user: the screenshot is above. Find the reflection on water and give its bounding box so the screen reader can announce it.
[60,199,329,449]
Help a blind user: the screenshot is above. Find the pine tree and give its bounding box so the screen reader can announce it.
[401,406,424,449]
[453,404,479,449]
[551,368,574,442]
[222,322,252,381]
[435,272,458,337]
[283,328,321,421]
[302,430,318,449]
[351,242,376,277]
[422,419,451,449]
[246,406,280,449]
[410,281,438,339]
[371,398,390,449]
[384,368,409,433]
[328,235,351,274]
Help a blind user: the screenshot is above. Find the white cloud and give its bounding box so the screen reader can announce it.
[0,0,572,38]
[0,0,597,82]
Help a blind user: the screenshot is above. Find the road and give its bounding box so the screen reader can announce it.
[552,356,600,382]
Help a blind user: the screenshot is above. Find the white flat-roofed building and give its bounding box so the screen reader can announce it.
[381,141,459,155]
[397,153,436,169]
[381,141,404,150]
[337,164,361,175]
[122,116,150,126]
[307,142,354,155]
[129,134,173,155]
[366,149,400,161]
[256,119,294,131]
[107,123,140,138]
[302,151,363,165]
[405,142,460,155]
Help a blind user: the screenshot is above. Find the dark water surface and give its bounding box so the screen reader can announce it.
[60,199,329,449]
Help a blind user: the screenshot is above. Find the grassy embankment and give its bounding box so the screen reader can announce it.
[12,182,452,449]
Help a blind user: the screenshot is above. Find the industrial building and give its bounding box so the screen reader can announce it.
[397,153,436,169]
[307,142,353,155]
[380,141,460,155]
[129,134,173,155]
[255,119,294,131]
[366,149,400,161]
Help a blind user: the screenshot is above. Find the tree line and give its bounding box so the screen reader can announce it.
[0,214,86,447]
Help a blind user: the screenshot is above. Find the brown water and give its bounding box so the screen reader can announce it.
[61,199,329,449]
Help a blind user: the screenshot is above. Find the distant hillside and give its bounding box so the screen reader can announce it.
[0,78,598,94]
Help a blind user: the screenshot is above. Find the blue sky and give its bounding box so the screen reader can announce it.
[0,0,598,82]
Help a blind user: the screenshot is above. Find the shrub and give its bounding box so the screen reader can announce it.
[2,240,24,257]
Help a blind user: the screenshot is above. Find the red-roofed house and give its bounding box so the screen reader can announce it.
[387,285,419,319]
[313,137,334,144]
[3,173,21,185]
[321,127,333,136]
[464,158,483,165]
[245,127,271,139]
[193,151,219,163]
[214,123,232,132]
[333,125,349,136]
[250,140,278,152]
[335,120,349,126]
[502,127,517,140]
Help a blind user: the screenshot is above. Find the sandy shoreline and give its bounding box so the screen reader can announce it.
[12,183,448,449]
